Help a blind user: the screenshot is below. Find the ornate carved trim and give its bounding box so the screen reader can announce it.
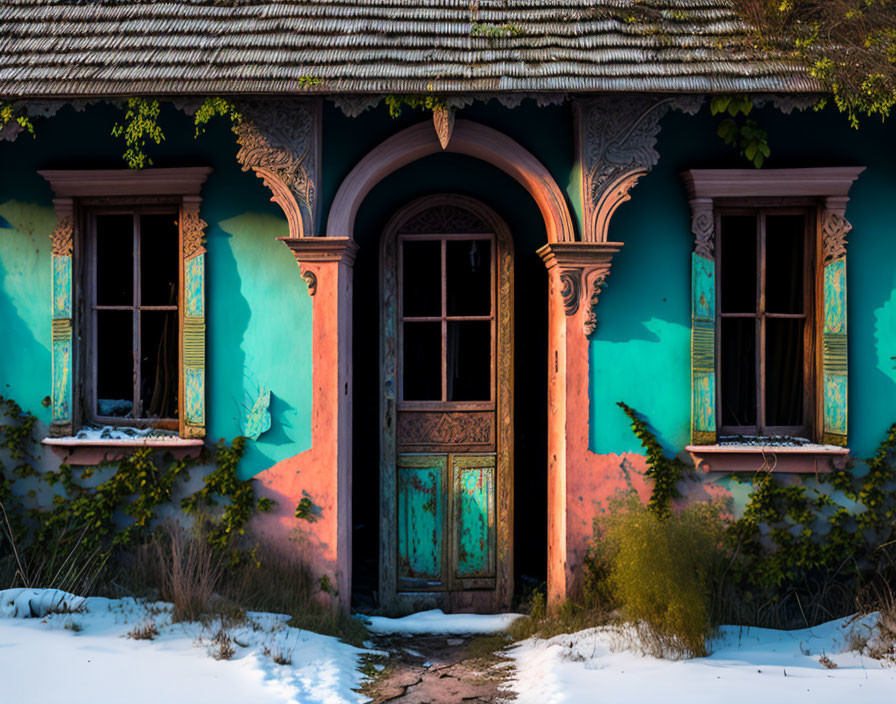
[51,213,73,257]
[397,411,494,448]
[575,95,702,242]
[433,108,455,150]
[397,202,491,235]
[181,208,207,261]
[301,269,318,296]
[690,198,715,259]
[559,270,582,316]
[822,197,851,263]
[539,242,622,337]
[279,237,358,298]
[235,99,322,238]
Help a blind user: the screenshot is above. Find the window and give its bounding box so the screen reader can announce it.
[87,209,180,427]
[682,167,864,452]
[399,234,495,405]
[717,209,814,437]
[39,168,211,440]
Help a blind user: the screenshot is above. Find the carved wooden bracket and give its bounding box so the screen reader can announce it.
[822,196,851,263]
[433,109,455,150]
[574,95,702,242]
[538,242,622,337]
[234,98,322,238]
[278,237,359,297]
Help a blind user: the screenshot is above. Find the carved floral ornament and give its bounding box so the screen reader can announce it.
[575,94,703,243]
[538,242,621,337]
[233,99,322,239]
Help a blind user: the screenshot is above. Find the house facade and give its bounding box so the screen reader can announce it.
[1,2,894,613]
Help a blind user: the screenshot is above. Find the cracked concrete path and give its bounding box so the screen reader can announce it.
[361,634,516,704]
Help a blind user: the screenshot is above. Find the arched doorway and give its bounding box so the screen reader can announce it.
[379,195,513,613]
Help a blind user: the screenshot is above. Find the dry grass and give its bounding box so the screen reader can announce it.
[508,590,610,642]
[152,522,225,623]
[221,548,367,646]
[127,620,160,641]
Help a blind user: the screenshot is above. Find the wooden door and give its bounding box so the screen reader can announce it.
[380,195,513,612]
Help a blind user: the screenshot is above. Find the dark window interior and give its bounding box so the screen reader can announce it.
[90,210,179,424]
[400,236,494,403]
[718,210,811,436]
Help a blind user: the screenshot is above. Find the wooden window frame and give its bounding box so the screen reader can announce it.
[39,167,211,442]
[84,203,181,430]
[397,231,497,412]
[715,202,818,439]
[681,167,864,471]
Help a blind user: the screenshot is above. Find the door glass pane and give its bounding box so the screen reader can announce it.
[447,320,491,401]
[720,215,756,314]
[446,239,491,316]
[720,317,756,427]
[403,322,441,400]
[96,310,133,417]
[95,214,133,306]
[766,215,804,314]
[402,240,441,317]
[766,318,804,427]
[140,213,179,306]
[140,311,178,419]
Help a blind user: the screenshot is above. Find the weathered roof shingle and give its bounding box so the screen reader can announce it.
[0,0,816,98]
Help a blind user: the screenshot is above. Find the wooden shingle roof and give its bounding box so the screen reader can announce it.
[0,0,816,98]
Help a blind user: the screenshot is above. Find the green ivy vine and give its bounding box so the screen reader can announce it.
[616,401,685,518]
[0,397,274,568]
[710,95,771,168]
[384,93,447,118]
[0,102,35,138]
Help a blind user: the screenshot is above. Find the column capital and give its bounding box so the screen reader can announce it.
[278,236,359,297]
[538,242,622,337]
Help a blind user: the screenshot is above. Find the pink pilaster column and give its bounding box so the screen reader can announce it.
[254,237,357,611]
[538,242,621,608]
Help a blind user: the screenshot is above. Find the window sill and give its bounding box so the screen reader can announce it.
[686,443,849,474]
[42,437,204,465]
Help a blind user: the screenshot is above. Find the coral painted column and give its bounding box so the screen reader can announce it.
[255,237,357,611]
[538,242,620,608]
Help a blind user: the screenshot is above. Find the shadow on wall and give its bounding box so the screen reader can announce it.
[213,213,313,479]
[0,200,55,424]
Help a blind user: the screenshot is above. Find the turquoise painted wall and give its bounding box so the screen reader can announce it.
[591,104,896,462]
[0,104,312,478]
[3,96,894,487]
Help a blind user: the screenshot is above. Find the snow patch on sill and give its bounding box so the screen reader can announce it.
[43,426,203,447]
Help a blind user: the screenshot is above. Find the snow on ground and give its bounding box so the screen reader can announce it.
[361,608,523,635]
[0,588,369,704]
[508,616,895,704]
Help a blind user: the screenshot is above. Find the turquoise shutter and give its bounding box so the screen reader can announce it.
[691,252,716,444]
[822,209,849,446]
[180,200,206,438]
[50,206,74,436]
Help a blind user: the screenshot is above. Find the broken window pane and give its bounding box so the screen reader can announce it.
[719,215,756,314]
[766,318,804,427]
[720,317,756,427]
[446,240,491,316]
[140,213,179,306]
[95,214,133,306]
[96,310,133,417]
[403,322,441,401]
[140,311,178,419]
[766,215,804,314]
[402,240,441,317]
[447,321,491,401]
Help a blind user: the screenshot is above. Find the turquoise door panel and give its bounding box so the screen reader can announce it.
[453,455,496,579]
[397,455,446,586]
